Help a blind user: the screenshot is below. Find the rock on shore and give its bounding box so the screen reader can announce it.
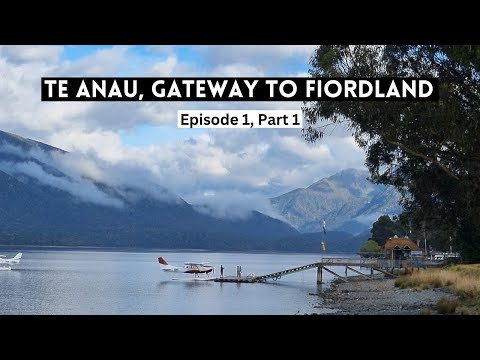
[316,276,458,315]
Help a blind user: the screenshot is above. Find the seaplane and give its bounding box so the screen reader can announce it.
[0,253,22,271]
[158,257,214,278]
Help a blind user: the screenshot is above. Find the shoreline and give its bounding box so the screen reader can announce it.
[313,275,459,315]
[0,244,354,256]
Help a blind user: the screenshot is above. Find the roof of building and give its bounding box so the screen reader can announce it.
[384,236,422,251]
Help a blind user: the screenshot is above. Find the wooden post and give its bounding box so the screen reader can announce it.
[322,266,348,282]
[317,266,322,284]
[371,266,374,279]
[346,266,371,280]
[345,266,348,281]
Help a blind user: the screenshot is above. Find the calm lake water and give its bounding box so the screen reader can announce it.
[0,249,356,315]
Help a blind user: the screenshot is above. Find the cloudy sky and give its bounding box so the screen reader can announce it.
[0,45,367,215]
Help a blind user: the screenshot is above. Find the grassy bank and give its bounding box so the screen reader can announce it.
[395,264,480,314]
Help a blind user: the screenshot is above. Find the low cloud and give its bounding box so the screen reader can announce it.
[0,123,367,220]
[44,123,366,207]
[0,159,123,208]
[352,211,402,227]
[0,142,180,208]
[189,190,284,220]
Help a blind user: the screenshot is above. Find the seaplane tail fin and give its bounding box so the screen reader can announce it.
[13,253,22,260]
[158,257,168,265]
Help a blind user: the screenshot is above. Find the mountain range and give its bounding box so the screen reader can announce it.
[0,130,402,252]
[270,168,402,234]
[0,130,297,250]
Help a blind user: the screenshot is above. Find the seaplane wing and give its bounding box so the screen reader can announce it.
[0,252,22,266]
[158,257,214,276]
[184,261,213,267]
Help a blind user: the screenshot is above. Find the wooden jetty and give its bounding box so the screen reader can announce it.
[214,275,258,283]
[211,257,442,284]
[253,258,390,284]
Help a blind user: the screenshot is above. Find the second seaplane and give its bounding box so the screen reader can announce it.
[0,252,22,271]
[158,257,214,278]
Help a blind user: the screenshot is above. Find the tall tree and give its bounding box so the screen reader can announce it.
[303,45,480,262]
[370,215,405,246]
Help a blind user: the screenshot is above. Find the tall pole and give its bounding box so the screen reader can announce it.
[321,218,326,254]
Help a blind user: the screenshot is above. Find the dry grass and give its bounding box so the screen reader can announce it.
[455,306,478,315]
[396,269,458,289]
[435,297,459,314]
[450,264,480,277]
[395,264,480,313]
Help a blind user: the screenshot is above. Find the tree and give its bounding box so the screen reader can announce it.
[371,212,450,251]
[396,209,453,252]
[303,45,480,262]
[370,215,405,246]
[359,240,382,255]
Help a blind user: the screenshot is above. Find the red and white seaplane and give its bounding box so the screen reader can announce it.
[158,257,214,277]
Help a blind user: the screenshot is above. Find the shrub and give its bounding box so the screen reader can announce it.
[359,240,382,254]
[435,297,459,314]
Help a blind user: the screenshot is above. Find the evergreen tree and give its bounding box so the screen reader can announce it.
[370,215,405,246]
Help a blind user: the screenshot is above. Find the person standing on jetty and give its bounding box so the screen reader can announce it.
[220,265,224,278]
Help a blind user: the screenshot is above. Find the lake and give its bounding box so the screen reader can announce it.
[0,249,355,315]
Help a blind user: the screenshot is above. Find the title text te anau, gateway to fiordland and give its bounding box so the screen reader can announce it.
[41,77,438,101]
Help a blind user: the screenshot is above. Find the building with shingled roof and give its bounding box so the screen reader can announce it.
[384,235,423,260]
